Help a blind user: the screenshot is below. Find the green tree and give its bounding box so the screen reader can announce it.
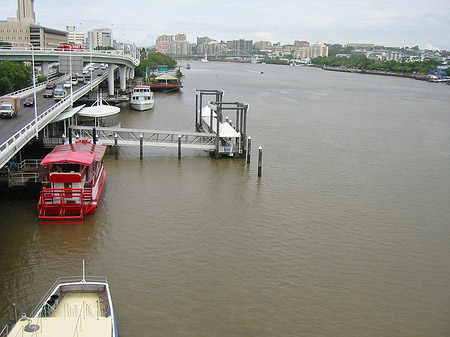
[135,52,177,77]
[0,61,31,96]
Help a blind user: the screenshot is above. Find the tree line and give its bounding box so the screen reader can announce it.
[312,55,442,75]
[0,61,32,96]
[135,50,177,77]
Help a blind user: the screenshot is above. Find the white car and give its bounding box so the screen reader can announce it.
[63,81,71,89]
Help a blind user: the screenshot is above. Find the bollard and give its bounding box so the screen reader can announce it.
[92,127,96,144]
[139,134,143,160]
[114,133,118,159]
[178,134,182,160]
[247,136,251,164]
[62,134,66,145]
[68,127,73,144]
[257,146,262,177]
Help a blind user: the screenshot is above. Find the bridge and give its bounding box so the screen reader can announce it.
[0,46,139,96]
[0,70,112,169]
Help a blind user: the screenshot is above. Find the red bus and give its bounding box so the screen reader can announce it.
[56,43,82,51]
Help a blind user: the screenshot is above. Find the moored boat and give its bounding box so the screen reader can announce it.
[150,74,182,92]
[130,85,154,110]
[2,261,117,337]
[37,140,107,225]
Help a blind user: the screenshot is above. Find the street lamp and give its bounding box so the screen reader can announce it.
[30,43,39,138]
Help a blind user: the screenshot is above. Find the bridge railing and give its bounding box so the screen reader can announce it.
[0,74,69,100]
[0,46,140,66]
[0,72,109,169]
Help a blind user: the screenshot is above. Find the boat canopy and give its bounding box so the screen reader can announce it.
[155,74,177,80]
[41,143,107,166]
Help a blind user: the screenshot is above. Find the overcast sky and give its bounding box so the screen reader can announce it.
[2,0,450,50]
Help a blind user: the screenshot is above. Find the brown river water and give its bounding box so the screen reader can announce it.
[1,62,449,336]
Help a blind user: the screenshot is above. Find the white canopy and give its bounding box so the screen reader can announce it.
[77,105,120,117]
[201,106,240,138]
[155,74,177,80]
[51,105,85,123]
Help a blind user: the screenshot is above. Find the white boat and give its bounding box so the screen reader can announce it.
[130,85,154,111]
[2,261,117,337]
[201,53,208,63]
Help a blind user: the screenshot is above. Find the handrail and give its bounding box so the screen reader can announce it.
[0,47,140,66]
[0,325,8,337]
[0,71,109,169]
[0,74,69,100]
[31,276,108,317]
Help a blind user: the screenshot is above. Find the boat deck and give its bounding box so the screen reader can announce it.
[8,292,112,337]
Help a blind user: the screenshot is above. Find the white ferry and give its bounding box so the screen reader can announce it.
[2,262,117,337]
[130,85,154,110]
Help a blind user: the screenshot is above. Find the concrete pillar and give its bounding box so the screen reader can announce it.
[119,66,126,91]
[41,62,49,77]
[130,67,135,79]
[108,65,115,96]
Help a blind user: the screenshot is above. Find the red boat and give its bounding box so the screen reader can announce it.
[37,141,107,225]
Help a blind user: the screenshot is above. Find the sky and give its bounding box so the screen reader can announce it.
[2,0,450,50]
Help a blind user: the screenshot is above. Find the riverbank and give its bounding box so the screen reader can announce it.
[318,65,430,81]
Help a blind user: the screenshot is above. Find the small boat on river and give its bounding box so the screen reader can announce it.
[150,74,182,92]
[130,85,154,110]
[37,140,107,225]
[2,261,117,337]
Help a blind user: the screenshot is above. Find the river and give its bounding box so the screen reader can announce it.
[1,62,449,337]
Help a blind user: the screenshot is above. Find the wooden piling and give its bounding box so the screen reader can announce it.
[247,136,251,164]
[257,146,262,177]
[68,127,72,144]
[114,133,118,159]
[178,134,182,160]
[92,127,96,144]
[140,134,143,160]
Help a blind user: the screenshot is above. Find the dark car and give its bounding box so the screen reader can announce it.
[46,82,56,89]
[24,96,34,107]
[43,89,54,98]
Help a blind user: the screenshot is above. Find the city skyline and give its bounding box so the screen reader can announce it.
[1,0,449,50]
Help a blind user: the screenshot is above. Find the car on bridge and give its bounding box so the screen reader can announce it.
[23,97,34,107]
[46,82,56,89]
[43,89,54,98]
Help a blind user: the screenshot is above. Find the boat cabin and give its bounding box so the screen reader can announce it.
[38,142,107,225]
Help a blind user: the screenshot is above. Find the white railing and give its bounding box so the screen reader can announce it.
[0,74,69,100]
[0,72,109,169]
[0,46,140,66]
[0,325,8,337]
[31,276,108,317]
[71,125,217,150]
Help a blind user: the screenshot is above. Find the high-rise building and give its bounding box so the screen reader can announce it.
[227,39,253,55]
[156,33,192,55]
[0,0,67,48]
[67,26,85,47]
[87,28,113,49]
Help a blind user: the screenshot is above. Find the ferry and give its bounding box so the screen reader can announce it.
[37,139,107,225]
[1,261,117,337]
[130,85,154,110]
[150,74,182,92]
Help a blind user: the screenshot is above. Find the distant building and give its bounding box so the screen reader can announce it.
[346,43,375,49]
[227,39,253,55]
[156,33,192,55]
[293,43,328,59]
[294,40,310,49]
[0,0,67,48]
[87,28,113,49]
[254,41,271,50]
[67,26,84,47]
